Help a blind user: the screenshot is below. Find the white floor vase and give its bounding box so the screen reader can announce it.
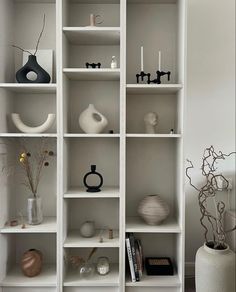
[196,243,235,292]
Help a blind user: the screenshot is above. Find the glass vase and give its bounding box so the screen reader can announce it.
[96,257,110,275]
[27,197,43,225]
[79,262,95,279]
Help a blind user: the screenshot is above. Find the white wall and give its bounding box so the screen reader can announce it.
[186,0,236,263]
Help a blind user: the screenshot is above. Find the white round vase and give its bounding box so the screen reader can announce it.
[196,242,235,292]
[138,195,170,225]
[79,104,108,134]
[80,221,95,238]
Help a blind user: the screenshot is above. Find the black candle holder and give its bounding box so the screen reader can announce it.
[136,71,151,84]
[83,165,103,192]
[86,62,101,69]
[148,70,171,84]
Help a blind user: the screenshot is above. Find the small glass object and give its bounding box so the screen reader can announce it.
[27,197,43,225]
[111,56,117,69]
[97,257,110,275]
[79,262,95,278]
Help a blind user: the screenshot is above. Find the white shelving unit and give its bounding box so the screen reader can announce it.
[0,0,186,292]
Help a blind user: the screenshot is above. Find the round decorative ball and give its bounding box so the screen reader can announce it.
[138,195,170,225]
[80,221,96,238]
[21,249,43,277]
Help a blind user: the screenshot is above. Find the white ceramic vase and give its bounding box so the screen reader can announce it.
[138,194,170,225]
[80,221,95,238]
[79,104,108,134]
[196,243,235,292]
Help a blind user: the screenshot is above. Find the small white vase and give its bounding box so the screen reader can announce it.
[196,242,236,292]
[138,195,170,225]
[79,104,108,134]
[80,221,95,238]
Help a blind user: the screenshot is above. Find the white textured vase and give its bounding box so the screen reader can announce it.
[80,221,95,238]
[138,195,170,225]
[196,243,235,292]
[79,104,108,134]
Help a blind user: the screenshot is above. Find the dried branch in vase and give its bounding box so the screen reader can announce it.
[186,146,236,249]
[69,248,98,269]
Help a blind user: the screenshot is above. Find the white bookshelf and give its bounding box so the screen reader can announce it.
[0,0,186,291]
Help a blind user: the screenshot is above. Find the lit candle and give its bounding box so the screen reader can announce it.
[158,51,161,71]
[141,46,144,71]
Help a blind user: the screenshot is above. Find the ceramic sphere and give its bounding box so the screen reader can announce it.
[138,195,170,225]
[80,221,95,238]
[21,249,43,277]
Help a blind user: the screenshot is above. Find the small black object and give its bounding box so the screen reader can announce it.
[109,130,114,134]
[83,165,103,192]
[86,62,101,69]
[148,70,171,84]
[136,71,151,84]
[16,55,51,83]
[145,257,174,275]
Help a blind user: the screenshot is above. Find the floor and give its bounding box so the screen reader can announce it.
[185,277,195,292]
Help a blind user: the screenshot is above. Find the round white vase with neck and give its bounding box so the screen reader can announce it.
[196,242,235,292]
[79,104,108,134]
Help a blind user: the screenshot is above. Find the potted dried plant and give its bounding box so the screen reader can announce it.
[186,146,236,292]
[18,140,54,225]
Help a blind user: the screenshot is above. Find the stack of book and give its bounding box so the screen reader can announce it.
[125,233,144,282]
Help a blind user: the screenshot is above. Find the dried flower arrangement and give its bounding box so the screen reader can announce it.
[19,140,54,198]
[70,248,98,269]
[186,146,236,250]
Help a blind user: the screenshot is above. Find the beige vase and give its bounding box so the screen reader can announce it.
[21,249,43,277]
[138,195,170,225]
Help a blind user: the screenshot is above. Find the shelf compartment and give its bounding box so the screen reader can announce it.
[63,69,120,81]
[64,230,119,248]
[64,134,120,138]
[126,272,181,287]
[63,27,120,45]
[0,83,57,93]
[64,264,119,286]
[126,134,181,138]
[0,217,57,234]
[64,187,120,198]
[1,265,56,287]
[126,84,182,95]
[126,217,181,233]
[0,133,57,138]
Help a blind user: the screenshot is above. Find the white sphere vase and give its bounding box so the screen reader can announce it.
[196,242,235,292]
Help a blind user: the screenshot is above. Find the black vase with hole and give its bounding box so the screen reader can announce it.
[16,55,51,83]
[83,165,103,192]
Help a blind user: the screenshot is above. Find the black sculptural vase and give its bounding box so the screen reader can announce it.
[16,55,51,83]
[83,165,103,192]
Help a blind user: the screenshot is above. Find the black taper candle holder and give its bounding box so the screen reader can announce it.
[136,71,151,84]
[148,70,171,84]
[86,62,101,69]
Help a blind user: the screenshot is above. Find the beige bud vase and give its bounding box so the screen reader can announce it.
[21,249,43,277]
[138,195,170,225]
[79,104,108,134]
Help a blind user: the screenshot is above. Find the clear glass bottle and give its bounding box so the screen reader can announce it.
[111,56,117,69]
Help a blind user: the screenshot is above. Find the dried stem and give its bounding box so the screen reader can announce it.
[34,14,46,55]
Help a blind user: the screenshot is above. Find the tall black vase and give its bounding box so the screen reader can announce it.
[16,55,51,83]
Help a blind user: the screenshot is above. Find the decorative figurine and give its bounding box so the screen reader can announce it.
[144,112,158,134]
[83,165,103,192]
[79,104,108,134]
[80,221,96,238]
[111,56,117,69]
[86,62,101,69]
[89,14,103,27]
[21,249,43,277]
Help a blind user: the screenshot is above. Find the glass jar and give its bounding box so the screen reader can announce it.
[96,257,110,275]
[79,262,95,278]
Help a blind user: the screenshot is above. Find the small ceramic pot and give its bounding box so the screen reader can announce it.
[80,221,96,238]
[21,249,43,277]
[138,194,170,225]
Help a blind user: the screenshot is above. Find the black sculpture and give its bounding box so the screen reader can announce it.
[86,62,101,69]
[83,165,103,192]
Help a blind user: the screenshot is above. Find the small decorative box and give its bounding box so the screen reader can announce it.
[145,257,174,275]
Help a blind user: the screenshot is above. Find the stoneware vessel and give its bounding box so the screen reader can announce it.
[21,249,43,277]
[80,220,96,238]
[79,104,108,134]
[196,242,235,292]
[138,194,170,225]
[16,55,50,83]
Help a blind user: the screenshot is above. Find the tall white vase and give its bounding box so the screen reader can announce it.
[196,243,235,292]
[79,104,108,134]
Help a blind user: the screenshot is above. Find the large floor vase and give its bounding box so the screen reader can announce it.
[196,242,235,292]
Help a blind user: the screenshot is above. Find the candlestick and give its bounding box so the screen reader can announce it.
[141,46,144,71]
[158,51,161,71]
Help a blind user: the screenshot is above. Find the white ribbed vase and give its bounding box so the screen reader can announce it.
[196,242,236,292]
[138,195,170,225]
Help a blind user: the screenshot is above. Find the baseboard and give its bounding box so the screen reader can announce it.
[185,262,195,276]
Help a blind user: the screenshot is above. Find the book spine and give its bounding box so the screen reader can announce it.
[129,234,140,281]
[126,237,136,282]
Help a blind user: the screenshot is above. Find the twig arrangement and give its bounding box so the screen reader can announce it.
[19,139,54,197]
[70,248,98,269]
[186,146,236,249]
[12,14,46,56]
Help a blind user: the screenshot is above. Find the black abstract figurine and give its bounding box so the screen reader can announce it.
[83,165,103,192]
[86,62,101,69]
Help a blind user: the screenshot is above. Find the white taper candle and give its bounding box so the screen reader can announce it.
[158,51,161,71]
[141,46,144,71]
